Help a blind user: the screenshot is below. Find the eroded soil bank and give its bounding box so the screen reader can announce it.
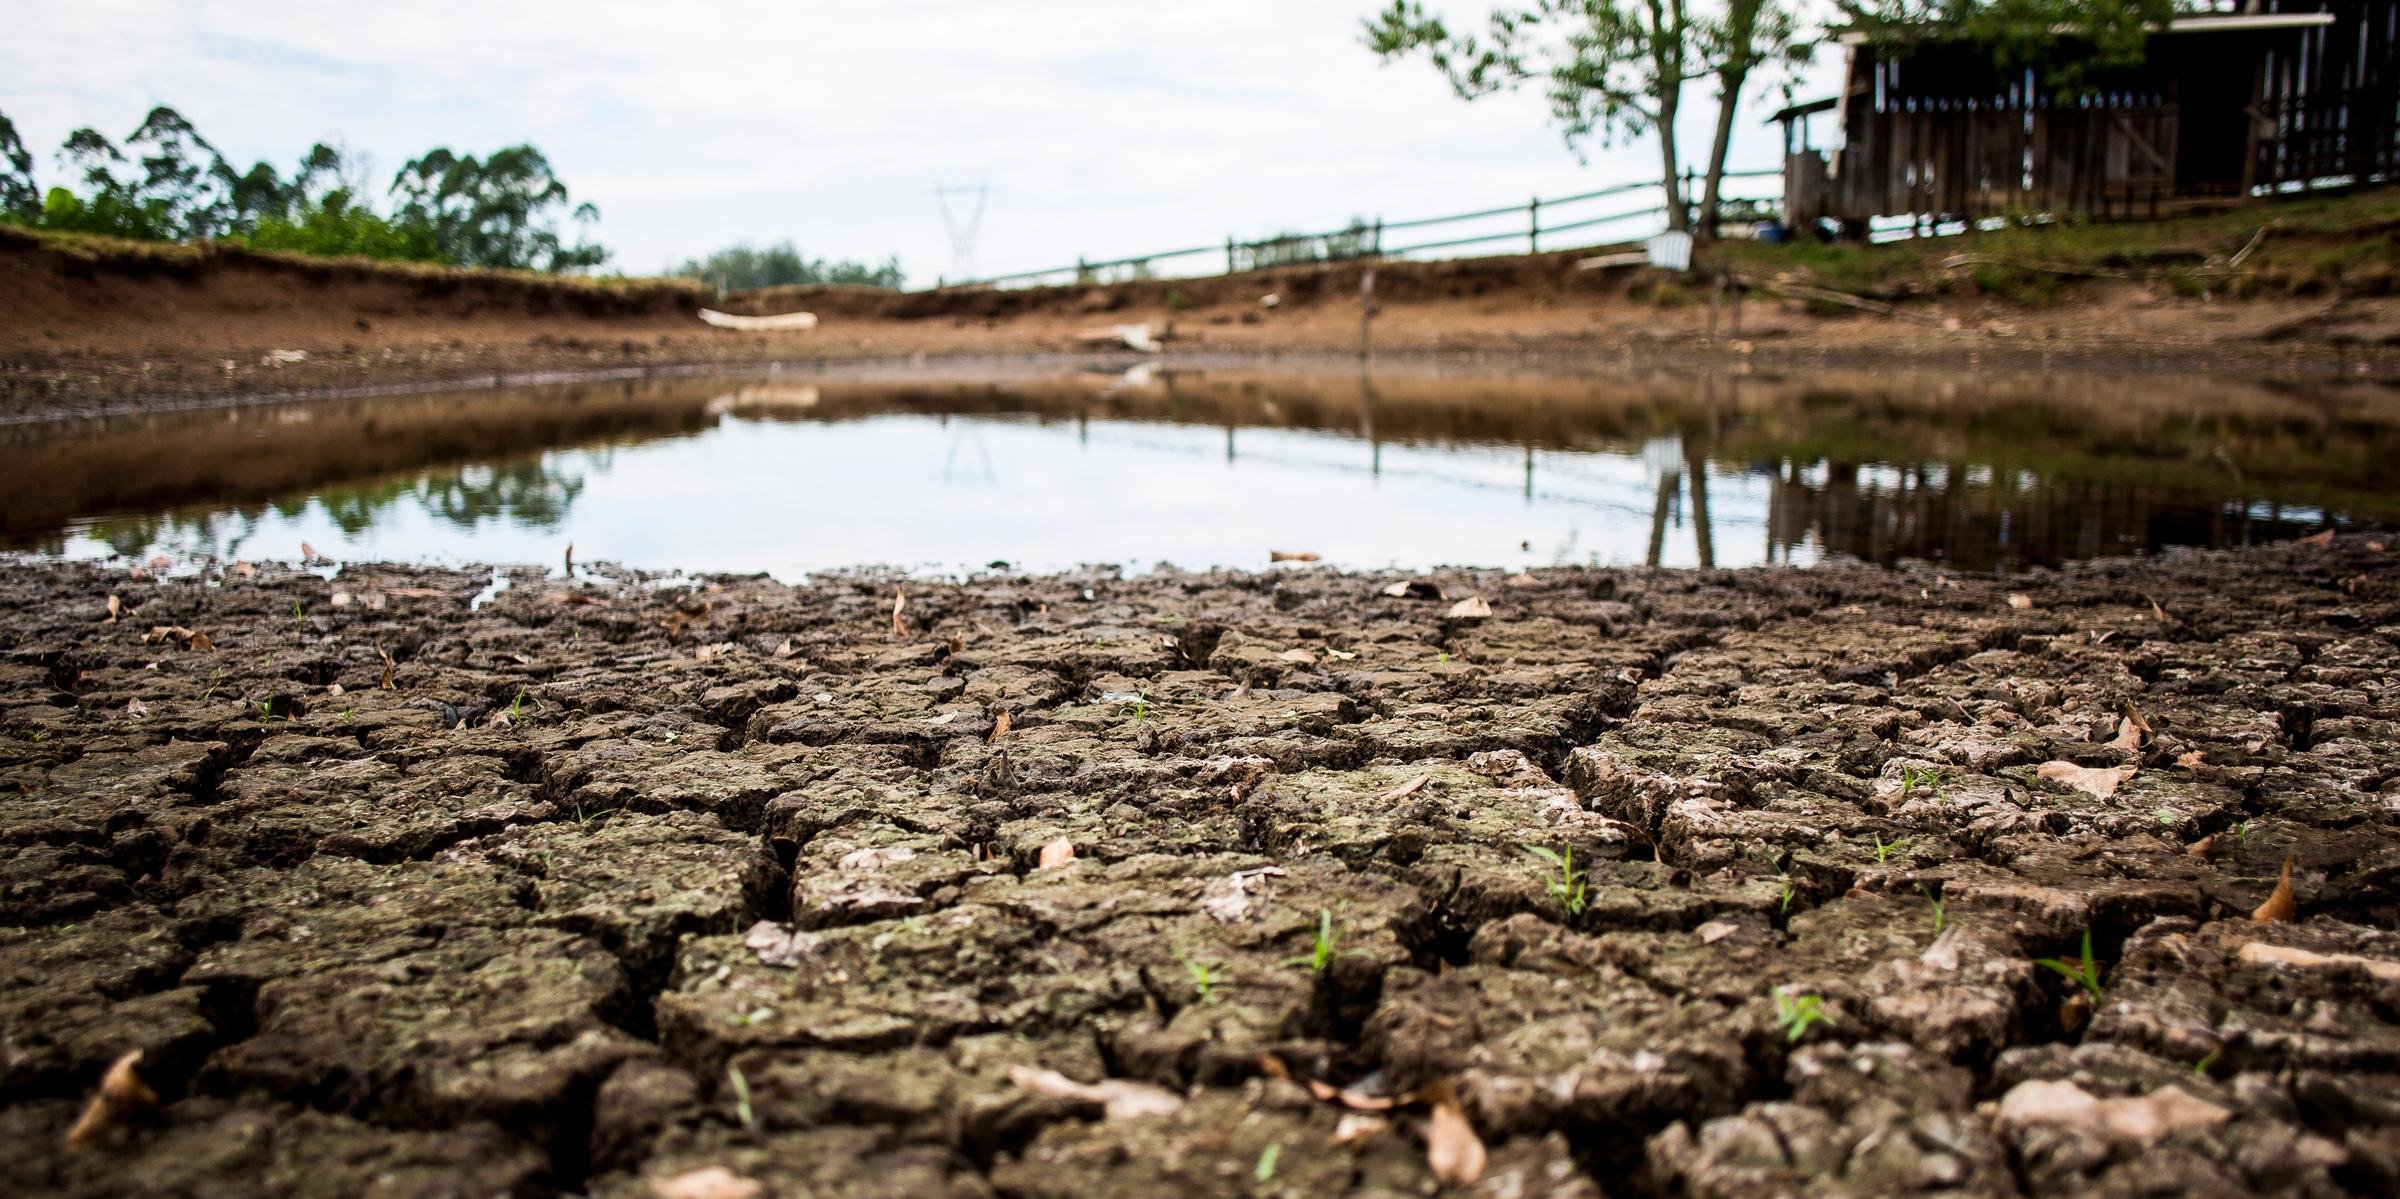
[2,539,2397,1197]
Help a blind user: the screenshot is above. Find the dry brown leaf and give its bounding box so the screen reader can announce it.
[1269,550,1321,563]
[1254,1054,1289,1080]
[2252,855,2297,923]
[564,542,576,574]
[103,594,121,623]
[2297,529,2335,547]
[1446,596,1492,619]
[2367,540,2386,553]
[1997,1079,2229,1147]
[1333,1113,1391,1146]
[1419,1080,1486,1185]
[2175,750,2206,769]
[230,561,256,579]
[2036,760,2136,799]
[1377,774,1432,803]
[2006,593,2034,610]
[188,630,214,653]
[772,637,796,658]
[378,647,397,690]
[125,698,149,718]
[648,1166,765,1199]
[1504,571,1539,588]
[65,1049,159,1150]
[1380,579,1443,600]
[988,709,1012,744]
[2185,836,2214,859]
[1278,647,1319,665]
[1008,1065,1182,1119]
[300,541,319,563]
[146,554,171,571]
[1695,920,1740,944]
[890,587,908,638]
[2106,705,2150,753]
[549,591,602,607]
[1037,837,1076,869]
[1303,1077,1400,1112]
[386,586,445,599]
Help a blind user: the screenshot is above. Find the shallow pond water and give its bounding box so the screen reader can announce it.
[4,365,2395,578]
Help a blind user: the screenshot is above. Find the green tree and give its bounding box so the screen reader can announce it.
[672,240,905,290]
[1834,1,2174,86]
[390,145,608,272]
[1367,1,1812,239]
[123,106,232,239]
[0,113,37,219]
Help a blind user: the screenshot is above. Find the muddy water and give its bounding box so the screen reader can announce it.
[2,366,2394,576]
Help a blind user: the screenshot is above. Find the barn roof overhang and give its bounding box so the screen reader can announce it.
[1833,12,2335,45]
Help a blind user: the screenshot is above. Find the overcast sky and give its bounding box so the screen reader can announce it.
[2,2,1840,285]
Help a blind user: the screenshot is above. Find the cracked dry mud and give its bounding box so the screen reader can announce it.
[2,538,2397,1198]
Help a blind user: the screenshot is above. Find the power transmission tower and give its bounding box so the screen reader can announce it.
[933,181,991,285]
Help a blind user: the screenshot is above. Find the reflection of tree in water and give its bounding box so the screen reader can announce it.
[79,454,591,559]
[412,457,586,531]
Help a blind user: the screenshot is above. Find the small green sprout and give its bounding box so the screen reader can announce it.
[730,1006,773,1027]
[340,707,355,723]
[1436,650,1450,667]
[1180,954,1226,1004]
[508,686,529,720]
[2234,820,2254,843]
[1121,694,1149,725]
[2154,806,2175,827]
[1255,1143,1281,1182]
[1779,876,1797,915]
[1285,909,1352,974]
[253,698,274,721]
[661,729,680,744]
[291,600,305,624]
[727,1064,757,1130]
[1870,833,1909,864]
[573,804,617,828]
[2035,930,2106,1003]
[1523,844,1588,916]
[1774,991,1829,1042]
[2191,1051,2220,1077]
[1900,766,1945,801]
[1928,894,1948,936]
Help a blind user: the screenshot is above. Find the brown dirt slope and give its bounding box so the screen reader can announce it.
[1,537,2397,1196]
[6,192,2400,421]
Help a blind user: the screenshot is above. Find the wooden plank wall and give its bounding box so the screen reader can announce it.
[2258,0,2400,186]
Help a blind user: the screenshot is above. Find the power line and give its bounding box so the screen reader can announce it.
[932,181,992,285]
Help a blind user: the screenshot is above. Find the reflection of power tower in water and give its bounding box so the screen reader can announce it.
[935,414,999,487]
[933,182,990,285]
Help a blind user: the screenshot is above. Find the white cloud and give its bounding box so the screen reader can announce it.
[1,1,1839,283]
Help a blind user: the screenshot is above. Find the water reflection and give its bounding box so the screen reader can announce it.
[2,365,2392,576]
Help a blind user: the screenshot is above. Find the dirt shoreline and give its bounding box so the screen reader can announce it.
[3,539,2396,1196]
[9,226,2400,423]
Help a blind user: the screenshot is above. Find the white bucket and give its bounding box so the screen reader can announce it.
[1645,231,1694,272]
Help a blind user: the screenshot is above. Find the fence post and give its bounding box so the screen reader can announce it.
[1226,236,1236,275]
[1528,195,1540,253]
[1372,217,1383,258]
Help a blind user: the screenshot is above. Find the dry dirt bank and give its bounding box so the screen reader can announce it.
[7,226,2400,423]
[2,536,2397,1196]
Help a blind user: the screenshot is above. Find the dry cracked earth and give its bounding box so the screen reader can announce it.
[2,539,2397,1198]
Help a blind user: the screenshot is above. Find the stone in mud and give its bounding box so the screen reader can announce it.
[0,906,214,1093]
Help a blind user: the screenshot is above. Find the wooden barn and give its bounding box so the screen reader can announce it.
[1776,1,2400,232]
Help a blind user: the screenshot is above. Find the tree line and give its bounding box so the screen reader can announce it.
[1365,0,2176,238]
[0,105,607,272]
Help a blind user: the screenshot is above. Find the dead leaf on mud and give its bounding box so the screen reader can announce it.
[1269,550,1321,563]
[103,594,121,623]
[772,637,796,658]
[1333,1113,1390,1146]
[2237,940,2400,983]
[1037,837,1076,869]
[300,541,322,564]
[2186,836,2215,859]
[1304,1077,1400,1112]
[2035,761,2137,799]
[378,647,397,690]
[188,630,214,652]
[1202,866,1285,924]
[2106,705,2151,753]
[548,591,602,607]
[890,587,908,638]
[1008,1066,1183,1119]
[230,561,256,579]
[1278,648,1319,665]
[124,698,148,718]
[1996,1079,2229,1147]
[2175,750,2207,769]
[1695,920,1740,944]
[2006,593,2034,610]
[1419,1080,1486,1185]
[65,1049,159,1150]
[1446,596,1492,619]
[2252,855,2298,923]
[386,586,446,599]
[648,1166,764,1199]
[1380,580,1444,600]
[2296,529,2336,547]
[1377,774,1432,803]
[988,709,1012,743]
[1504,572,1540,588]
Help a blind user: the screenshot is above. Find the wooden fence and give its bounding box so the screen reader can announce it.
[941,169,1782,289]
